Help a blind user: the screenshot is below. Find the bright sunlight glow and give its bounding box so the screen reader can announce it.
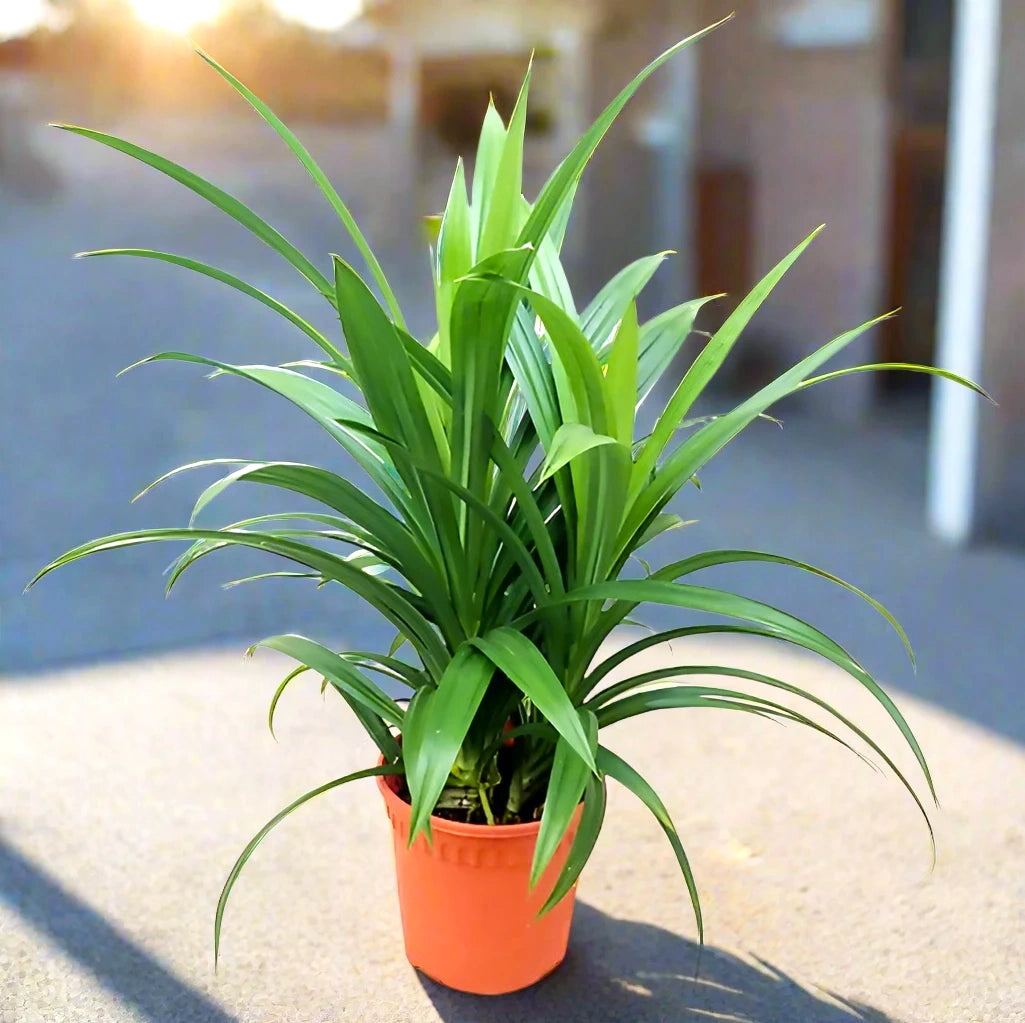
[125,0,364,36]
[0,0,365,41]
[267,1,365,33]
[0,0,56,41]
[126,0,227,34]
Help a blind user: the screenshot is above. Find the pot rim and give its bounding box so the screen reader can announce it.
[376,764,555,840]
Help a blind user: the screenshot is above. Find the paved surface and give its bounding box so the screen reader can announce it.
[3,639,1024,1022]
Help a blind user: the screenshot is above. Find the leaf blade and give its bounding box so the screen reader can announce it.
[53,123,333,301]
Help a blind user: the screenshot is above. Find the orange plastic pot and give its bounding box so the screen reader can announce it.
[377,771,583,994]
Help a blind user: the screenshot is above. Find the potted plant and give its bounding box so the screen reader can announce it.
[29,17,988,997]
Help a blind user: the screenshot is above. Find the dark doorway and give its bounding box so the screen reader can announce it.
[882,0,954,394]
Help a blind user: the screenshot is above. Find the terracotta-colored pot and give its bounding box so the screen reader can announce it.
[377,771,582,995]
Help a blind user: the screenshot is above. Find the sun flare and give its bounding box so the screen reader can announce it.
[126,0,226,34]
[124,0,364,35]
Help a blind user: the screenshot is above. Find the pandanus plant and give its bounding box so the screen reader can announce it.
[30,18,988,960]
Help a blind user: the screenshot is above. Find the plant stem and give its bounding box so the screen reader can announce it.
[478,784,496,825]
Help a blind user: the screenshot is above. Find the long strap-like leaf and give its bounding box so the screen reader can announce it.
[619,312,896,558]
[53,124,334,301]
[75,248,352,370]
[596,746,703,943]
[214,764,401,964]
[535,578,936,802]
[29,528,449,677]
[194,48,404,326]
[520,18,731,252]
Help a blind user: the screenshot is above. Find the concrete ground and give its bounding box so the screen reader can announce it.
[3,639,1024,1022]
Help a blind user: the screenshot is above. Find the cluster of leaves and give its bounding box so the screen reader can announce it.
[29,17,989,963]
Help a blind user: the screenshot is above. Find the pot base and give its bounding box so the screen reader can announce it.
[378,773,581,995]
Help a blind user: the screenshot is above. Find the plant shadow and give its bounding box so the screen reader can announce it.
[419,902,901,1023]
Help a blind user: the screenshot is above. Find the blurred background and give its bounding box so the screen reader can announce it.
[2,0,1023,743]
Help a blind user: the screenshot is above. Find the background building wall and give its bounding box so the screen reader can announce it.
[693,1,894,418]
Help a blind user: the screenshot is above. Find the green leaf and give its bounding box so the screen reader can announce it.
[171,460,447,615]
[29,528,450,677]
[480,61,531,258]
[75,248,352,370]
[119,353,413,512]
[547,178,578,254]
[597,746,702,942]
[594,681,932,858]
[520,18,731,252]
[435,159,473,365]
[531,710,598,887]
[550,577,935,802]
[222,570,318,590]
[448,246,535,551]
[439,158,472,285]
[267,662,311,740]
[605,300,640,444]
[471,101,508,255]
[588,664,934,862]
[331,257,441,471]
[525,288,610,433]
[597,686,871,766]
[635,513,696,549]
[252,635,406,728]
[485,425,567,599]
[332,259,460,577]
[52,123,334,302]
[538,772,607,914]
[194,47,404,326]
[214,763,400,964]
[797,363,995,404]
[538,423,623,483]
[332,415,556,614]
[470,628,596,773]
[264,651,402,760]
[649,549,915,667]
[403,645,495,844]
[637,296,720,406]
[582,253,668,354]
[633,226,823,493]
[586,623,844,692]
[524,196,576,314]
[339,651,428,690]
[621,311,898,556]
[507,304,561,446]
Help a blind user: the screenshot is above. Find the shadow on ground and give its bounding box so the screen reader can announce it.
[421,902,900,1023]
[0,836,237,1023]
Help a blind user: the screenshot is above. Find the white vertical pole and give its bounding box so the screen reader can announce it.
[926,0,1003,542]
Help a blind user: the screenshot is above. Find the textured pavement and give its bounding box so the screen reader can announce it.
[3,639,1024,1022]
